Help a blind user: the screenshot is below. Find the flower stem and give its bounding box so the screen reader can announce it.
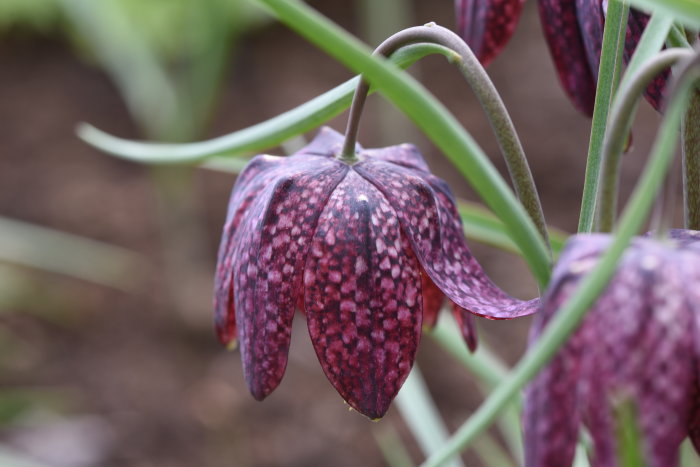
[340,24,550,247]
[422,49,700,467]
[252,0,553,287]
[597,49,693,232]
[578,0,630,233]
[682,90,700,228]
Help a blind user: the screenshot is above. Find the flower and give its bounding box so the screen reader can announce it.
[214,127,538,419]
[523,230,700,466]
[455,0,669,115]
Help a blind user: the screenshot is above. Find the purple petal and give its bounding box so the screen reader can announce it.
[421,271,445,330]
[455,0,526,67]
[356,158,539,319]
[297,126,359,158]
[576,0,605,81]
[452,304,479,352]
[361,143,431,173]
[538,0,597,115]
[625,10,669,111]
[304,170,422,419]
[232,155,348,400]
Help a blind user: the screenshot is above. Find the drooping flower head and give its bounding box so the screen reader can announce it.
[214,127,538,419]
[455,0,671,115]
[524,230,700,466]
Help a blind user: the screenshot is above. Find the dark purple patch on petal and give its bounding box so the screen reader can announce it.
[625,10,669,112]
[576,0,605,81]
[455,0,526,67]
[421,271,444,330]
[304,170,422,419]
[232,155,348,400]
[452,304,478,352]
[538,0,597,115]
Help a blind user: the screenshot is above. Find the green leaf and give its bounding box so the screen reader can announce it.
[627,0,700,29]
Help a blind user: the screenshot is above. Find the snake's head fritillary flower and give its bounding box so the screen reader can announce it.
[524,230,700,466]
[456,0,670,115]
[214,127,538,419]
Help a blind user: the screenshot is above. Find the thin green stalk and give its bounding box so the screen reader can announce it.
[683,90,700,228]
[422,52,700,467]
[627,0,700,29]
[253,0,552,288]
[598,49,693,232]
[578,0,630,233]
[339,25,549,246]
[77,43,451,164]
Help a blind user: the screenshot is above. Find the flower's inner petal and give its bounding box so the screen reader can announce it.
[576,0,604,81]
[420,270,444,330]
[358,160,539,319]
[538,0,597,115]
[451,304,478,352]
[297,126,359,158]
[304,171,422,420]
[455,0,526,67]
[231,157,348,400]
[361,144,431,173]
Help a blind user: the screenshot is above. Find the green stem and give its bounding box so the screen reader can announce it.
[78,43,447,163]
[626,0,700,28]
[422,51,700,467]
[253,0,552,287]
[682,89,700,228]
[598,49,693,232]
[578,0,630,233]
[340,25,549,245]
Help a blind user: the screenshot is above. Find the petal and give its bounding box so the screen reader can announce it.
[524,276,586,467]
[214,154,287,346]
[421,271,445,330]
[451,304,479,352]
[361,143,431,173]
[538,0,597,115]
[455,0,526,67]
[356,159,539,319]
[304,170,422,419]
[624,10,669,111]
[297,126,360,158]
[232,156,348,400]
[576,0,605,81]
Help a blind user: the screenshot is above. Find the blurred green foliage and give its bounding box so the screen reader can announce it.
[0,0,59,33]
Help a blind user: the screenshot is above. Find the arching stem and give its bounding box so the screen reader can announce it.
[597,48,694,232]
[339,23,550,249]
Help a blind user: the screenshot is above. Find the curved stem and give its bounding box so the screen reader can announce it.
[597,48,693,232]
[340,24,549,247]
[422,50,700,467]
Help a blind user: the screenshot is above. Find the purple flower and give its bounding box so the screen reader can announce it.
[524,230,700,466]
[455,0,669,115]
[214,127,538,419]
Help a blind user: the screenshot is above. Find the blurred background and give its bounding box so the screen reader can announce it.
[0,0,665,466]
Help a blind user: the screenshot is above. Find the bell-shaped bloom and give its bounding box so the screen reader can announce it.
[456,0,669,115]
[524,230,700,466]
[214,127,538,419]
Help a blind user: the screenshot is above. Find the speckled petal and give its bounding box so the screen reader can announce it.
[452,304,478,352]
[362,143,431,173]
[304,170,423,419]
[538,0,597,115]
[232,155,348,400]
[357,159,538,319]
[298,126,359,158]
[576,0,604,81]
[455,0,526,67]
[214,154,288,346]
[421,271,445,330]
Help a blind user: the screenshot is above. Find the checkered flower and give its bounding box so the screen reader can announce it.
[524,230,700,466]
[214,127,538,419]
[456,0,669,115]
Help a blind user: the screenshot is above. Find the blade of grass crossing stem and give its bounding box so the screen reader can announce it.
[77,43,452,164]
[396,367,465,467]
[578,0,630,233]
[429,315,523,463]
[614,400,645,467]
[252,0,551,288]
[422,52,697,467]
[626,0,700,29]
